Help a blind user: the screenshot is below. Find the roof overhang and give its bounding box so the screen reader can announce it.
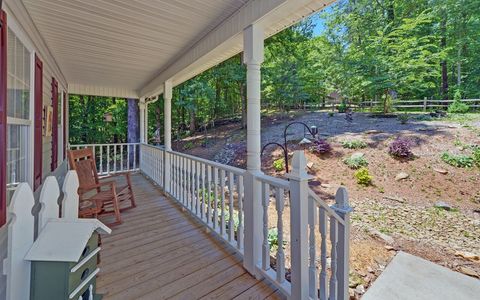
[8,0,334,99]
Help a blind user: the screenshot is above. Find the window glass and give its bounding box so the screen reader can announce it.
[6,28,31,196]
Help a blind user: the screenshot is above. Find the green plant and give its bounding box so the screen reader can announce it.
[472,148,480,167]
[441,152,474,168]
[343,154,368,169]
[272,158,285,171]
[183,141,195,150]
[398,114,409,124]
[341,140,367,149]
[268,228,286,251]
[338,101,347,113]
[354,167,373,186]
[328,111,334,117]
[447,90,470,114]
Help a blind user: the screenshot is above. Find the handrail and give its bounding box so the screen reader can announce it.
[308,188,346,226]
[255,173,289,189]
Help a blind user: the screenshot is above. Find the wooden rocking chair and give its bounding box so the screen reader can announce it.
[67,148,136,226]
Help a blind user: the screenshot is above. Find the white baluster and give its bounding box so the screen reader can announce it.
[207,165,212,225]
[201,163,206,221]
[276,187,285,283]
[113,144,117,173]
[237,175,244,250]
[220,169,226,237]
[100,146,103,174]
[107,144,110,174]
[319,209,327,300]
[309,198,318,299]
[261,182,270,271]
[228,172,234,242]
[196,161,200,216]
[120,144,124,171]
[329,217,338,300]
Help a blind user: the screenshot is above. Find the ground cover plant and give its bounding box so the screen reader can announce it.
[311,139,332,154]
[273,158,285,171]
[441,152,474,168]
[344,154,369,169]
[354,167,373,186]
[341,140,367,149]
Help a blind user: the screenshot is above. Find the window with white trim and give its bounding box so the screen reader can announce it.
[6,27,32,195]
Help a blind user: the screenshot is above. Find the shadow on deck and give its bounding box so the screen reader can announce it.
[97,173,284,300]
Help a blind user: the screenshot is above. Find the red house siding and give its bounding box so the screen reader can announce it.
[0,10,7,226]
[34,55,43,191]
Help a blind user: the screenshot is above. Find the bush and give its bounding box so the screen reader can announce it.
[354,167,373,186]
[328,112,334,117]
[447,90,470,114]
[398,114,409,124]
[473,148,480,167]
[273,158,285,171]
[343,153,369,169]
[441,152,474,168]
[268,228,286,252]
[338,101,347,113]
[311,139,332,154]
[341,140,367,149]
[388,137,413,158]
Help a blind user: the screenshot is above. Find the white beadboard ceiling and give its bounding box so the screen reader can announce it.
[20,0,333,98]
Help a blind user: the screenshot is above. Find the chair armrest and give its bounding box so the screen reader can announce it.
[79,181,116,194]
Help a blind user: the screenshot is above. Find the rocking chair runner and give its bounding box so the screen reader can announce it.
[67,148,136,226]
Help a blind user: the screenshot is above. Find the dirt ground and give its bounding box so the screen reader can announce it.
[175,111,480,297]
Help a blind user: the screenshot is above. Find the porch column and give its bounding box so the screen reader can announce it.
[243,23,264,277]
[139,98,146,143]
[163,80,173,192]
[144,102,149,143]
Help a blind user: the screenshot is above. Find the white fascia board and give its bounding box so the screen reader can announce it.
[69,83,139,99]
[139,0,288,98]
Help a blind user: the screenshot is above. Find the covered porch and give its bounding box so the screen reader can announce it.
[1,1,351,299]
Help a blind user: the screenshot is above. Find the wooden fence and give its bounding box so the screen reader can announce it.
[358,99,480,111]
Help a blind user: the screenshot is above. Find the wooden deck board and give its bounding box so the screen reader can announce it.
[97,174,280,300]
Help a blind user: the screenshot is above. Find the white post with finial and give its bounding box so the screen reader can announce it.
[286,151,313,300]
[332,187,353,300]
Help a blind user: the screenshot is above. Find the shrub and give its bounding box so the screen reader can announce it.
[343,154,368,169]
[398,114,409,124]
[341,140,367,149]
[447,90,470,114]
[311,139,332,154]
[328,112,334,117]
[338,101,347,113]
[473,148,480,167]
[441,152,474,168]
[354,167,373,186]
[388,137,413,158]
[273,158,285,171]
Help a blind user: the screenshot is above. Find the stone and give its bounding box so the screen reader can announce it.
[384,245,395,251]
[369,228,394,245]
[307,161,314,169]
[349,288,355,299]
[459,267,479,278]
[355,285,366,295]
[395,172,409,181]
[435,201,452,211]
[433,167,448,175]
[349,272,364,288]
[383,195,406,203]
[367,266,375,274]
[455,251,480,262]
[365,130,382,134]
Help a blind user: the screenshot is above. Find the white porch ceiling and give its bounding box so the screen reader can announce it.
[19,0,334,98]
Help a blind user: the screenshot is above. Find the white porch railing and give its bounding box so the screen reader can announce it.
[139,143,352,300]
[69,143,140,175]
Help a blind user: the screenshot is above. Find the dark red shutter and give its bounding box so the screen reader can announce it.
[0,10,7,226]
[34,55,43,190]
[51,77,58,171]
[63,91,67,160]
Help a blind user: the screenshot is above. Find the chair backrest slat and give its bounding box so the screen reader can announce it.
[67,148,100,189]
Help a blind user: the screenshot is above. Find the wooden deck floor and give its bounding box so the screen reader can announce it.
[97,173,284,300]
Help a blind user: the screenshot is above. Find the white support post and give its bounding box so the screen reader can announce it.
[286,151,313,300]
[332,187,353,300]
[164,80,173,192]
[139,98,146,143]
[243,23,264,277]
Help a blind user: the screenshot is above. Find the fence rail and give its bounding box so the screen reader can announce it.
[139,144,351,299]
[359,98,480,110]
[69,143,140,175]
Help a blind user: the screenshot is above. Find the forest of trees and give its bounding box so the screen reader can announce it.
[70,0,480,144]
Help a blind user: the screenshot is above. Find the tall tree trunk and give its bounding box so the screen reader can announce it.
[112,97,118,143]
[127,98,139,167]
[155,105,162,144]
[440,9,449,100]
[189,110,196,133]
